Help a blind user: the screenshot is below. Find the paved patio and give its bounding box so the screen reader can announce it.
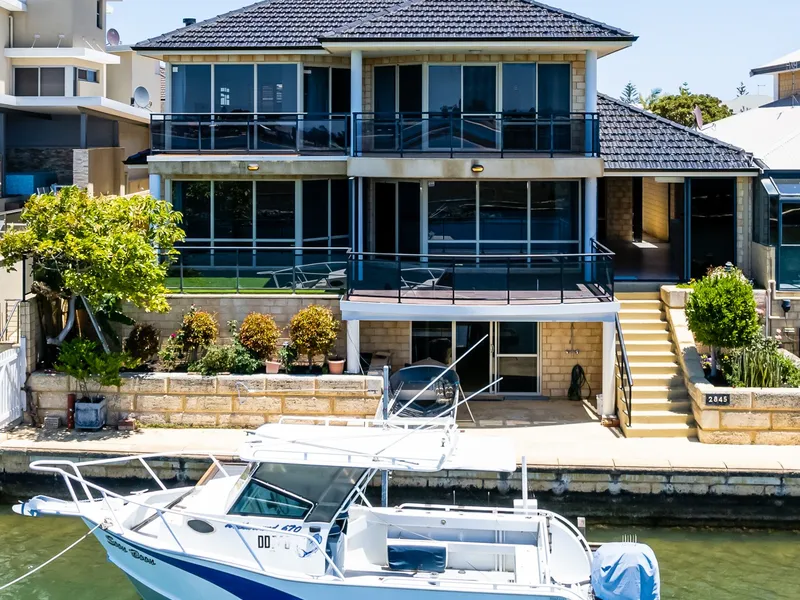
[3,400,800,473]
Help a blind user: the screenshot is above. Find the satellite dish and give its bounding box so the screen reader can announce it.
[106,28,120,46]
[133,86,151,109]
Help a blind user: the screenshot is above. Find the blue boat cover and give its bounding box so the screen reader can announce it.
[591,543,660,600]
[387,545,447,573]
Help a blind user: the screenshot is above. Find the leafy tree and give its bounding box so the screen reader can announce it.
[649,84,733,127]
[736,82,749,97]
[620,81,638,104]
[0,187,185,356]
[639,87,663,111]
[686,266,760,377]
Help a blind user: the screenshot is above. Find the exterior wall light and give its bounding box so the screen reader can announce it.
[247,164,259,172]
[471,163,484,174]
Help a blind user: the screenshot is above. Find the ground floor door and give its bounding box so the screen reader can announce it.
[779,200,800,288]
[689,178,736,279]
[411,321,540,397]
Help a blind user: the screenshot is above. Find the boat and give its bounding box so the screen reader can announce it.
[386,359,460,418]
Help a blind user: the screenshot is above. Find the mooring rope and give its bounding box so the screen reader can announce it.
[0,523,102,591]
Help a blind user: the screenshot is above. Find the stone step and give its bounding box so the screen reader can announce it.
[621,330,673,342]
[619,421,698,439]
[619,319,669,332]
[627,398,692,412]
[617,299,663,308]
[626,350,679,359]
[627,385,689,400]
[622,340,675,353]
[618,308,665,319]
[622,409,695,425]
[618,373,685,388]
[615,292,661,300]
[629,362,681,376]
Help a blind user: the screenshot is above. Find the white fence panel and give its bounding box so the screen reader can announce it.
[0,336,26,430]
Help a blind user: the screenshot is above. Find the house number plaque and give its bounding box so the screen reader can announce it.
[705,393,731,406]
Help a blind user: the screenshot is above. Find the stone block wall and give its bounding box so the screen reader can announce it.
[737,176,752,273]
[641,177,669,241]
[6,148,74,184]
[360,321,411,370]
[540,322,602,399]
[604,177,633,241]
[28,372,382,428]
[120,294,347,358]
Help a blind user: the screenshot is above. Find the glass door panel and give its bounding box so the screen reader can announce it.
[428,66,461,149]
[495,322,539,395]
[463,66,497,149]
[411,322,453,364]
[374,66,397,151]
[374,182,397,254]
[503,63,536,151]
[455,322,491,393]
[780,201,800,288]
[399,65,423,150]
[689,178,735,279]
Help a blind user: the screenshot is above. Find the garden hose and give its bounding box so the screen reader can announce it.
[568,364,591,401]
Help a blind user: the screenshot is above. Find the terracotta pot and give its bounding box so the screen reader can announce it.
[265,360,281,374]
[328,359,345,375]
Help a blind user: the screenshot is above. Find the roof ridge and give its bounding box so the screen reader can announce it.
[323,0,421,37]
[133,0,273,47]
[598,92,752,157]
[520,0,633,37]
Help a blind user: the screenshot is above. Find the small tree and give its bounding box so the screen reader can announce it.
[0,187,184,358]
[620,81,638,104]
[686,266,760,377]
[649,84,733,127]
[289,305,339,369]
[736,82,749,97]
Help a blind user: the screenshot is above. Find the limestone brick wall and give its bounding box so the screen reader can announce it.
[362,53,587,113]
[778,71,798,100]
[641,177,669,241]
[360,321,411,370]
[120,294,347,358]
[28,372,382,428]
[540,322,602,399]
[604,177,633,242]
[736,176,752,274]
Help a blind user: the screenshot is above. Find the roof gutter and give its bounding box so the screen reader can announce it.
[750,62,800,77]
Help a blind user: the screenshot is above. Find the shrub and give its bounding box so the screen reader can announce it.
[686,266,760,375]
[238,313,282,360]
[721,336,800,388]
[55,338,131,394]
[124,324,161,363]
[278,341,298,373]
[289,305,339,367]
[190,343,262,376]
[181,305,218,351]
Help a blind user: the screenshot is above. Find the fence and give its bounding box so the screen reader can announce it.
[0,337,27,430]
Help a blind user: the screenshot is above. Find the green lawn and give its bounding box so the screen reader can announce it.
[165,276,338,294]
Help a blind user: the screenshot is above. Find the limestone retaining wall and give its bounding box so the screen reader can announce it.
[662,286,800,445]
[28,372,382,428]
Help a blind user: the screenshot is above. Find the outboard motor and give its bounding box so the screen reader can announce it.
[591,543,660,600]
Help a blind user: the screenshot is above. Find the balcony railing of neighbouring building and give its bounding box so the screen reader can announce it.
[353,112,600,158]
[156,242,614,304]
[150,113,350,154]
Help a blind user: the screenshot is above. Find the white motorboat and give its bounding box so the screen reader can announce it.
[11,415,634,600]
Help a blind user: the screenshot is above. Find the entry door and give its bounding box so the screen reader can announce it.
[493,322,540,395]
[454,322,492,394]
[688,178,735,279]
[372,182,421,255]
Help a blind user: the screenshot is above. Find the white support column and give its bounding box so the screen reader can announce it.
[602,320,616,416]
[149,174,162,200]
[346,320,361,374]
[350,49,363,157]
[585,50,598,157]
[584,176,598,252]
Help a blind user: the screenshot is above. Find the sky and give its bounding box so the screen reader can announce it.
[108,0,800,101]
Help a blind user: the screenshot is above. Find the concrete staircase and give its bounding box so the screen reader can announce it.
[615,292,697,438]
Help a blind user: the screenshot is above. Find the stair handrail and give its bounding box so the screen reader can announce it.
[615,313,634,427]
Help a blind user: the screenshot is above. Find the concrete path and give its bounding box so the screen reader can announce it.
[3,402,800,474]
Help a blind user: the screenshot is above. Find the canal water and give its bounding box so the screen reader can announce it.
[1,505,799,599]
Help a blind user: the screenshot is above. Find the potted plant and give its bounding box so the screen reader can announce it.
[327,355,346,375]
[237,313,282,374]
[54,338,130,430]
[289,305,339,374]
[278,341,298,374]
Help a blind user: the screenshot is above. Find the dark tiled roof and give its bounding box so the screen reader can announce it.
[134,0,634,50]
[598,94,755,171]
[324,0,633,41]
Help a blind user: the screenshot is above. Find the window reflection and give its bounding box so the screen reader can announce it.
[214,181,253,239]
[530,181,580,242]
[172,65,211,113]
[172,181,211,239]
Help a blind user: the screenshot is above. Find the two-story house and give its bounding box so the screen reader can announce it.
[0,0,160,202]
[133,0,759,437]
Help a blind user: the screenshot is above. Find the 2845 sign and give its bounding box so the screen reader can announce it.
[705,393,731,406]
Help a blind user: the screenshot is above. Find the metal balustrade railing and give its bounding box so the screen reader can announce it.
[150,113,350,154]
[353,111,600,158]
[615,314,634,426]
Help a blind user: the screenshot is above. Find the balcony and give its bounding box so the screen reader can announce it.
[158,243,614,306]
[354,112,600,158]
[150,113,350,155]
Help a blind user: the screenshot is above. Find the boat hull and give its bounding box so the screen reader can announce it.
[94,526,586,600]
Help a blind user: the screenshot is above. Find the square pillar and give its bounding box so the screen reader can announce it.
[602,320,616,416]
[350,49,363,157]
[584,177,598,251]
[346,320,361,374]
[149,173,162,200]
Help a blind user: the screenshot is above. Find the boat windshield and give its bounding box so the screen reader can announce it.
[229,463,367,523]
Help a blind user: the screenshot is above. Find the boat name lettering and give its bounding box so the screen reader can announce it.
[105,535,156,565]
[225,523,302,533]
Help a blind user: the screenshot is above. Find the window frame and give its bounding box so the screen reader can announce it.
[97,0,103,29]
[228,478,314,519]
[13,66,69,97]
[77,68,100,84]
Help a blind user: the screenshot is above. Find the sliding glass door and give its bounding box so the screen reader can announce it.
[429,65,498,150]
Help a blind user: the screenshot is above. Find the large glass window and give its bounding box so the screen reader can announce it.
[256,181,295,240]
[304,67,329,114]
[374,66,396,114]
[331,179,349,241]
[214,64,253,113]
[538,64,571,116]
[172,181,211,239]
[503,64,536,114]
[14,68,39,96]
[412,322,453,364]
[303,180,329,244]
[214,181,253,239]
[480,181,527,241]
[40,68,66,97]
[463,66,496,113]
[257,64,297,113]
[428,181,477,243]
[172,65,211,113]
[14,67,66,97]
[530,181,580,247]
[429,66,461,114]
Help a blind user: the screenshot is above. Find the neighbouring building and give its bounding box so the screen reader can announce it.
[127,0,760,437]
[0,0,161,205]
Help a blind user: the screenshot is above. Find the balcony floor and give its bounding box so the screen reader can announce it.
[347,286,610,305]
